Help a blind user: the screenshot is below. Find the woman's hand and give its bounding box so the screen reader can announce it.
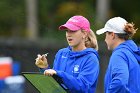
[44,69,57,76]
[35,54,48,68]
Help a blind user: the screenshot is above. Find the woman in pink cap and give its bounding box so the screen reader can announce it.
[35,15,99,93]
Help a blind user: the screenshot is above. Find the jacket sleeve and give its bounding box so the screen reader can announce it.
[107,54,130,93]
[39,66,50,73]
[56,58,99,93]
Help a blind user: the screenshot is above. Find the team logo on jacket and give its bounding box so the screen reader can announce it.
[62,55,67,58]
[74,65,79,73]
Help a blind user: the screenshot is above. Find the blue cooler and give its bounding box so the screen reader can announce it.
[4,75,25,93]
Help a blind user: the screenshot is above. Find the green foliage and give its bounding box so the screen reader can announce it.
[0,0,25,36]
[0,0,139,43]
[111,0,140,42]
[39,0,95,42]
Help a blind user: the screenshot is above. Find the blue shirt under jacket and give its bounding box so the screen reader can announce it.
[104,40,140,93]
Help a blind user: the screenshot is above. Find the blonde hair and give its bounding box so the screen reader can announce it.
[85,29,98,50]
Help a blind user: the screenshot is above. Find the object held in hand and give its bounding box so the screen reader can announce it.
[35,53,49,68]
[44,53,49,57]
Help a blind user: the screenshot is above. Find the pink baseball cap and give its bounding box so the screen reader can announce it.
[59,15,90,32]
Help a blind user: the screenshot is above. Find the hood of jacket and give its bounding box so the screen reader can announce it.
[115,40,140,63]
[64,46,99,59]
